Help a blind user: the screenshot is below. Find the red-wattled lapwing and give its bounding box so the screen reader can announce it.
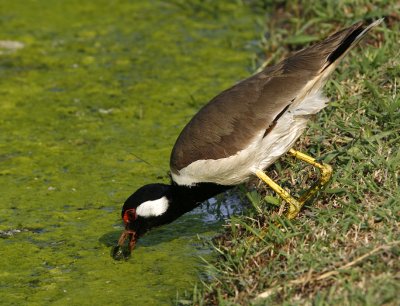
[113,19,383,259]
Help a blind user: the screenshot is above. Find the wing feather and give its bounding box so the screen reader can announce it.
[170,20,381,172]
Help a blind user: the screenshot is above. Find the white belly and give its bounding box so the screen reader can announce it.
[171,91,328,186]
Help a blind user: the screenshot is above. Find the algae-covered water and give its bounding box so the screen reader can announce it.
[0,1,261,304]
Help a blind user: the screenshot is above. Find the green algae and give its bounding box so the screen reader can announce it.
[0,1,261,304]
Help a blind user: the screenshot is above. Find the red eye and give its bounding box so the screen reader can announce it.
[123,208,137,225]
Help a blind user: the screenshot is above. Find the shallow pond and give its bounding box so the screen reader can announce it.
[0,1,262,304]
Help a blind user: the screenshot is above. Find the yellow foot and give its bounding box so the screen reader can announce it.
[288,149,333,204]
[255,149,333,220]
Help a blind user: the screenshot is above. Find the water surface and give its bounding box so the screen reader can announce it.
[0,1,260,304]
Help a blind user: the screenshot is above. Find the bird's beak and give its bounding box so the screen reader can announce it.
[112,228,138,260]
[111,208,138,260]
[117,228,137,251]
[120,208,138,251]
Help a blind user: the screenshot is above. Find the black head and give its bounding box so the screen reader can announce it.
[113,183,172,260]
[113,182,232,259]
[122,183,172,234]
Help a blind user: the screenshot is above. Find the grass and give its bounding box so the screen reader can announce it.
[179,0,400,305]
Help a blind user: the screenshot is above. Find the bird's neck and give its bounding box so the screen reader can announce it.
[137,183,233,235]
[164,183,232,222]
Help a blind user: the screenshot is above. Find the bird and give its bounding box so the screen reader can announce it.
[112,19,383,259]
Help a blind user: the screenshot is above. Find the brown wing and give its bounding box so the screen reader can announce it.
[170,21,369,172]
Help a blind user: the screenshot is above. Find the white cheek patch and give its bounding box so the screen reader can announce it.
[136,197,169,217]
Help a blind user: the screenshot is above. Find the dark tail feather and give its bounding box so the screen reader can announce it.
[324,18,383,69]
[327,27,364,64]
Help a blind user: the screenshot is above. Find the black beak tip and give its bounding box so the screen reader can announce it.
[111,245,131,261]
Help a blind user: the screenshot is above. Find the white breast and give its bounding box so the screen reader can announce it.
[171,91,328,186]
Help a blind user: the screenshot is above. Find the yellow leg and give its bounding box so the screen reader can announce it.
[255,170,301,219]
[255,149,333,220]
[288,149,333,204]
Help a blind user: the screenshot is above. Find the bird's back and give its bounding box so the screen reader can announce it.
[170,20,382,186]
